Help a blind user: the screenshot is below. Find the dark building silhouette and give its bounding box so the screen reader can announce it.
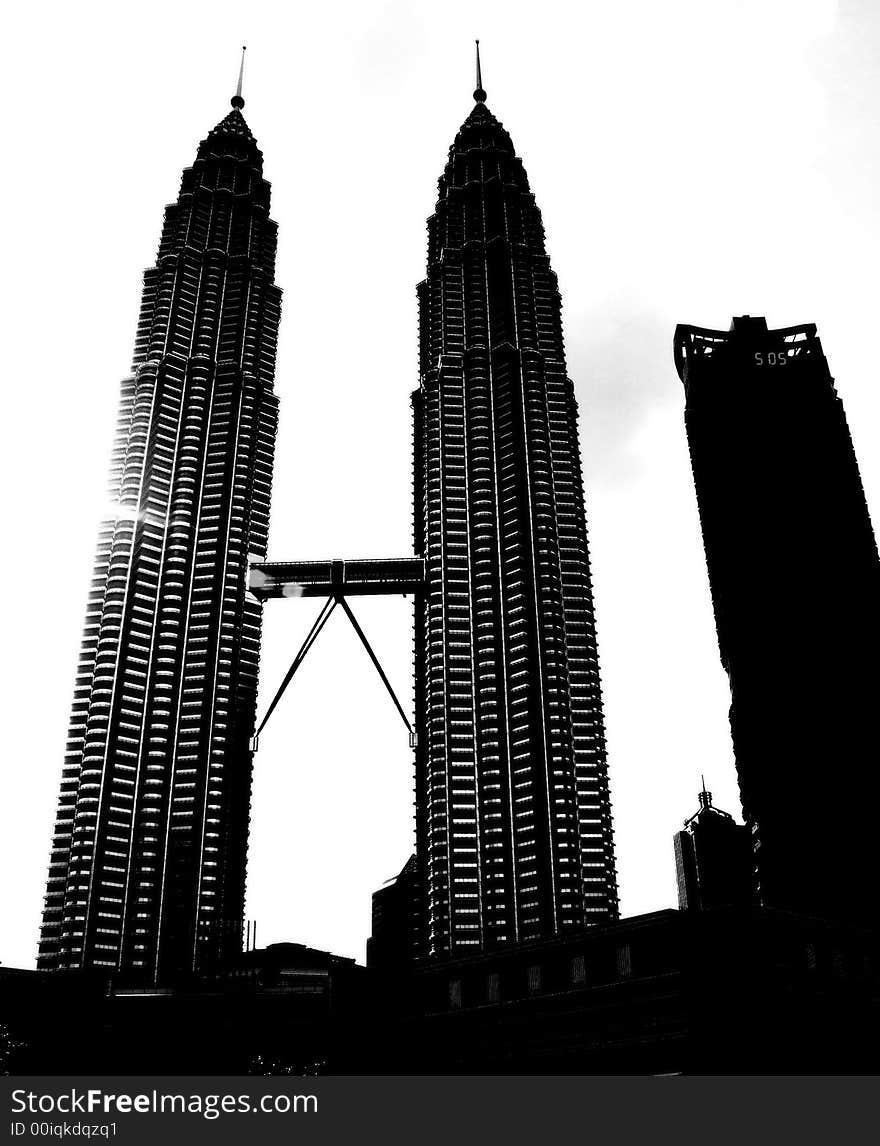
[39,71,281,981]
[392,906,879,1074]
[410,47,618,957]
[6,908,877,1074]
[367,855,421,972]
[674,317,880,925]
[673,783,753,912]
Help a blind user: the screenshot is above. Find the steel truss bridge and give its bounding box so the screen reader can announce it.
[248,557,424,750]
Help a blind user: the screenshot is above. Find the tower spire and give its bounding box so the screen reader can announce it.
[473,39,486,103]
[231,45,246,109]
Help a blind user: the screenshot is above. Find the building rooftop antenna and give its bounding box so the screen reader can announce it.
[231,45,247,109]
[474,39,487,103]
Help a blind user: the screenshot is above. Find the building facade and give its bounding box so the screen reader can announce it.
[673,785,753,912]
[367,855,421,972]
[411,65,619,959]
[39,90,281,981]
[674,317,880,924]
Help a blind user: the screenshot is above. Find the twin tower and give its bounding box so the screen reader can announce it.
[39,60,619,982]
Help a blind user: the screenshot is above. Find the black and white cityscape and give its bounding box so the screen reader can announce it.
[2,3,879,1077]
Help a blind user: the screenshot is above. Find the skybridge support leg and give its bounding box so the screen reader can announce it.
[336,595,413,738]
[251,596,337,751]
[251,589,417,751]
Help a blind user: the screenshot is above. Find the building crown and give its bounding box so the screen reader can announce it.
[204,47,255,146]
[683,779,736,831]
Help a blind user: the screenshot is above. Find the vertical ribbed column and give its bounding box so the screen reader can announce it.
[39,103,282,982]
[414,97,617,958]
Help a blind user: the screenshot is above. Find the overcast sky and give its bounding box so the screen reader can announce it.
[2,0,878,968]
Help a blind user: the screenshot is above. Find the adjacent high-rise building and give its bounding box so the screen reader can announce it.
[366,855,421,972]
[673,784,753,912]
[411,53,619,958]
[674,317,880,924]
[39,76,281,980]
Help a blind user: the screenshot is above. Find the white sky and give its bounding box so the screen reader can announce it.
[2,0,878,968]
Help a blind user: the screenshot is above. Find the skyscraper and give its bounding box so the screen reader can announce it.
[366,855,421,972]
[674,316,880,924]
[411,51,619,957]
[673,784,753,912]
[39,71,281,981]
